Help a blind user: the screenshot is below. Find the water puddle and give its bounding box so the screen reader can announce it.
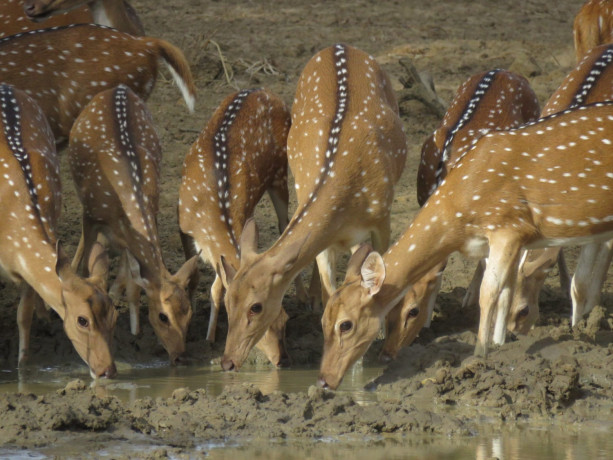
[0,359,384,404]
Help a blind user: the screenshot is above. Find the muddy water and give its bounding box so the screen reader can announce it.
[0,361,384,404]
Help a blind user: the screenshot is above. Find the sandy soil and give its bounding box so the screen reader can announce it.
[1,0,613,455]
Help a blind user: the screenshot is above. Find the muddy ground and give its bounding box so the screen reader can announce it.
[1,0,613,456]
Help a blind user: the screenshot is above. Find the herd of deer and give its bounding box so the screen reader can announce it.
[0,0,612,390]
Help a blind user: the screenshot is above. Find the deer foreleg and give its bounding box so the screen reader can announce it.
[476,236,522,356]
[17,285,40,366]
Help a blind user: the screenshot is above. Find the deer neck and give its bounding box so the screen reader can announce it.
[16,241,65,318]
[376,199,467,315]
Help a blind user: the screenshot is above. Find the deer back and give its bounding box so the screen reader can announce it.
[543,43,613,116]
[0,0,91,38]
[179,88,290,270]
[0,24,195,140]
[573,0,613,62]
[23,0,144,36]
[69,84,161,262]
[418,69,540,205]
[287,43,407,240]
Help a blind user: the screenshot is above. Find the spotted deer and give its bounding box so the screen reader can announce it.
[0,0,90,38]
[179,88,305,368]
[219,44,407,371]
[379,69,550,362]
[509,43,613,334]
[319,101,613,390]
[23,0,144,36]
[0,83,117,378]
[0,23,195,141]
[69,85,199,365]
[573,0,613,62]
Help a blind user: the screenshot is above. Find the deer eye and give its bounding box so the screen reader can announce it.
[250,303,263,315]
[159,312,169,324]
[77,316,89,328]
[517,305,530,318]
[408,307,419,318]
[339,320,353,333]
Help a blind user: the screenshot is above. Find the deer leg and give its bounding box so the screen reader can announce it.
[571,242,600,326]
[572,240,613,325]
[179,229,200,303]
[557,249,571,301]
[206,274,224,343]
[476,236,522,356]
[17,285,40,366]
[463,258,486,308]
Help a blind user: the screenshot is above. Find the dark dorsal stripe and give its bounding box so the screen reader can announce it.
[0,23,113,44]
[570,45,613,107]
[212,88,256,251]
[434,69,501,185]
[112,85,156,244]
[0,84,50,241]
[284,43,350,238]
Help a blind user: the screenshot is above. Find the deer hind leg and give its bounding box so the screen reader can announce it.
[179,229,199,303]
[206,274,224,342]
[463,258,486,308]
[17,285,42,366]
[110,250,142,336]
[571,242,600,326]
[476,235,522,357]
[571,240,613,326]
[557,249,571,301]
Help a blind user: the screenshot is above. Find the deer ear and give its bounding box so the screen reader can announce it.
[87,242,110,290]
[125,251,149,290]
[219,255,237,287]
[239,218,259,262]
[360,252,385,296]
[55,240,73,283]
[173,254,200,289]
[346,243,374,279]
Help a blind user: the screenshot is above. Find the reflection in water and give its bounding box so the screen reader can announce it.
[0,360,384,405]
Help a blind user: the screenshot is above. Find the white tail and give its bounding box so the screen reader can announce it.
[380,69,541,361]
[69,85,199,365]
[318,101,613,390]
[573,0,613,62]
[23,0,144,35]
[0,24,195,140]
[178,88,296,367]
[508,43,613,334]
[219,44,407,371]
[0,83,117,378]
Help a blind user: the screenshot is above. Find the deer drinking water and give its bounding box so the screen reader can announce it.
[69,85,198,365]
[179,88,302,368]
[380,69,549,362]
[0,83,117,378]
[219,44,407,371]
[0,23,195,141]
[319,101,613,390]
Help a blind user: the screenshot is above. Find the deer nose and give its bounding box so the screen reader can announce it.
[170,352,186,366]
[100,363,117,379]
[316,376,330,389]
[221,356,236,371]
[277,355,291,368]
[378,350,394,364]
